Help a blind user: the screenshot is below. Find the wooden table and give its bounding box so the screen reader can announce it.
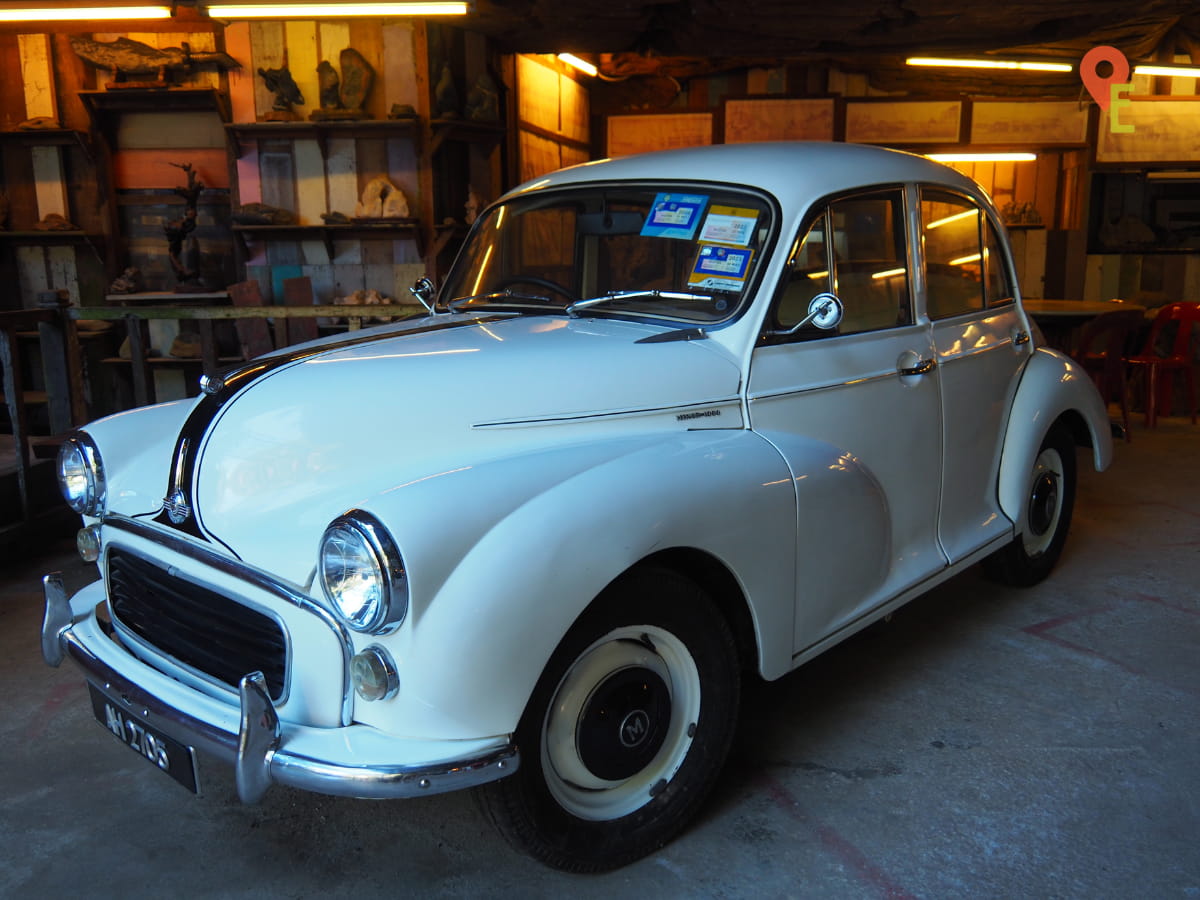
[1022,299,1146,352]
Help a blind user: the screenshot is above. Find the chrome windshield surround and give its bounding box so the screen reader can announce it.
[102,514,356,726]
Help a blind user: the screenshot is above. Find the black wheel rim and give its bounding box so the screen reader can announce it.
[1029,470,1059,536]
[576,667,670,781]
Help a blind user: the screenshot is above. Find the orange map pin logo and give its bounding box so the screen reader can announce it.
[1081,45,1135,132]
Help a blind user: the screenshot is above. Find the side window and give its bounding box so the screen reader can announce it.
[922,190,986,319]
[983,217,1015,307]
[772,189,911,338]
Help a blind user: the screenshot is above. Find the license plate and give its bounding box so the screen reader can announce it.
[88,683,199,793]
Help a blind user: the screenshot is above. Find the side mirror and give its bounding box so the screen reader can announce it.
[408,276,437,313]
[772,292,844,337]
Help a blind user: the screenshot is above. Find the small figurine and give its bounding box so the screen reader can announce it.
[354,176,408,219]
[108,267,142,294]
[310,48,375,121]
[258,66,304,120]
[465,72,500,122]
[164,162,203,288]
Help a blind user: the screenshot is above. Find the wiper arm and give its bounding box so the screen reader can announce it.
[566,289,713,317]
[447,289,552,312]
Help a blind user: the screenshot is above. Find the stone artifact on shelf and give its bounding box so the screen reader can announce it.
[68,34,239,88]
[434,62,460,118]
[232,203,297,225]
[32,213,79,231]
[310,48,375,121]
[258,66,304,121]
[17,116,61,130]
[108,267,142,295]
[321,211,352,225]
[465,71,500,122]
[333,287,398,323]
[353,176,409,220]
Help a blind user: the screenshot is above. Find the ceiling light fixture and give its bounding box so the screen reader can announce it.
[1133,63,1200,78]
[907,57,1073,73]
[927,152,1038,163]
[0,4,172,21]
[205,2,468,18]
[557,53,598,77]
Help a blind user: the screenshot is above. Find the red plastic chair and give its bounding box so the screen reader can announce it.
[1071,308,1144,441]
[1125,302,1200,428]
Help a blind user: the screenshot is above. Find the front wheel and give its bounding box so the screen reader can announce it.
[476,568,740,872]
[983,422,1077,587]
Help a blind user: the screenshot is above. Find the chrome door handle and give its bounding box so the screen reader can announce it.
[898,357,936,377]
[1013,330,1030,346]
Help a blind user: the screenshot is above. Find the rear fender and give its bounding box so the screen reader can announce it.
[998,348,1112,525]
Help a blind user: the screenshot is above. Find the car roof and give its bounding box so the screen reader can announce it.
[506,142,988,212]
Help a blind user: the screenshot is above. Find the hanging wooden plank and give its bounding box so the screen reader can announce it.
[19,33,57,121]
[0,35,26,130]
[348,20,386,120]
[318,22,351,71]
[227,279,276,357]
[285,21,320,120]
[16,247,49,308]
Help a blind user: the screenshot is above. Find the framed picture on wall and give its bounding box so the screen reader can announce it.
[722,98,836,143]
[1096,97,1200,164]
[844,100,963,144]
[970,101,1090,145]
[606,113,713,157]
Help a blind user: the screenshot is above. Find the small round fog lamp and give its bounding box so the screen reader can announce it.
[76,525,102,562]
[351,645,399,702]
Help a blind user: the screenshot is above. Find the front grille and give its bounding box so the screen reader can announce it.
[107,548,287,700]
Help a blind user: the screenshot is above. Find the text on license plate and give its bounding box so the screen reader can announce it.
[88,683,199,793]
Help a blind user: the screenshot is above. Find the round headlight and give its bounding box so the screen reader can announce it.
[57,435,105,516]
[319,512,408,634]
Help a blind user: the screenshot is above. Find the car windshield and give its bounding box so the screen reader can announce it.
[439,184,775,324]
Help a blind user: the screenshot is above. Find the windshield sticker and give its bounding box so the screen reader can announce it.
[689,245,755,291]
[698,206,759,246]
[641,193,707,240]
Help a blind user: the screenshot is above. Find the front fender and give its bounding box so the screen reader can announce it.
[354,429,797,740]
[998,347,1112,525]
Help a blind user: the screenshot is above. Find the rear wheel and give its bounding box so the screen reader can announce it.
[477,568,740,872]
[983,422,1077,586]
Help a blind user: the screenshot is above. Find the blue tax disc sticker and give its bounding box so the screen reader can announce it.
[688,245,755,291]
[641,193,708,240]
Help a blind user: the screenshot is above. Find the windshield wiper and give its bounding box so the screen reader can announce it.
[566,289,714,317]
[447,289,553,312]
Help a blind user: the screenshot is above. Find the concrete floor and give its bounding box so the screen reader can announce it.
[2,418,1198,898]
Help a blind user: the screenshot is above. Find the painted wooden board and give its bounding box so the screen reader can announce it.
[15,246,49,308]
[112,148,229,190]
[225,22,257,123]
[282,275,319,345]
[348,21,385,120]
[381,24,418,109]
[0,35,26,130]
[236,144,263,205]
[293,137,325,225]
[285,21,319,120]
[19,33,56,121]
[250,21,286,120]
[31,145,68,220]
[47,246,81,305]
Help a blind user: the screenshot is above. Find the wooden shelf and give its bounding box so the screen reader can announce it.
[226,116,420,159]
[0,128,92,158]
[232,220,424,257]
[430,118,505,154]
[80,87,230,121]
[0,230,106,262]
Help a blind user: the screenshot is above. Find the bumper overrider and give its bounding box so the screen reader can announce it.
[41,531,518,803]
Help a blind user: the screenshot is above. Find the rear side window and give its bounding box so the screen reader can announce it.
[921,189,1013,319]
[771,188,911,338]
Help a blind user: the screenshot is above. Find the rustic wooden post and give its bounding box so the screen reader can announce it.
[124,313,153,407]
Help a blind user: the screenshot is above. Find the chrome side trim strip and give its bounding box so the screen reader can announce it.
[103,515,356,726]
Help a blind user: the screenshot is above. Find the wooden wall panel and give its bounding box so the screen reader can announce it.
[111,148,229,190]
[284,21,319,121]
[382,24,419,110]
[0,34,26,129]
[225,22,257,123]
[30,145,68,219]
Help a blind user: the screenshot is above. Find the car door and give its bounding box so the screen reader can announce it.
[920,188,1033,562]
[747,187,949,654]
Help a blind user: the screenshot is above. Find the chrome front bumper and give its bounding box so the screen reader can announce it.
[42,572,519,803]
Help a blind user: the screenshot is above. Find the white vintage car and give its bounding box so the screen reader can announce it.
[44,142,1111,871]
